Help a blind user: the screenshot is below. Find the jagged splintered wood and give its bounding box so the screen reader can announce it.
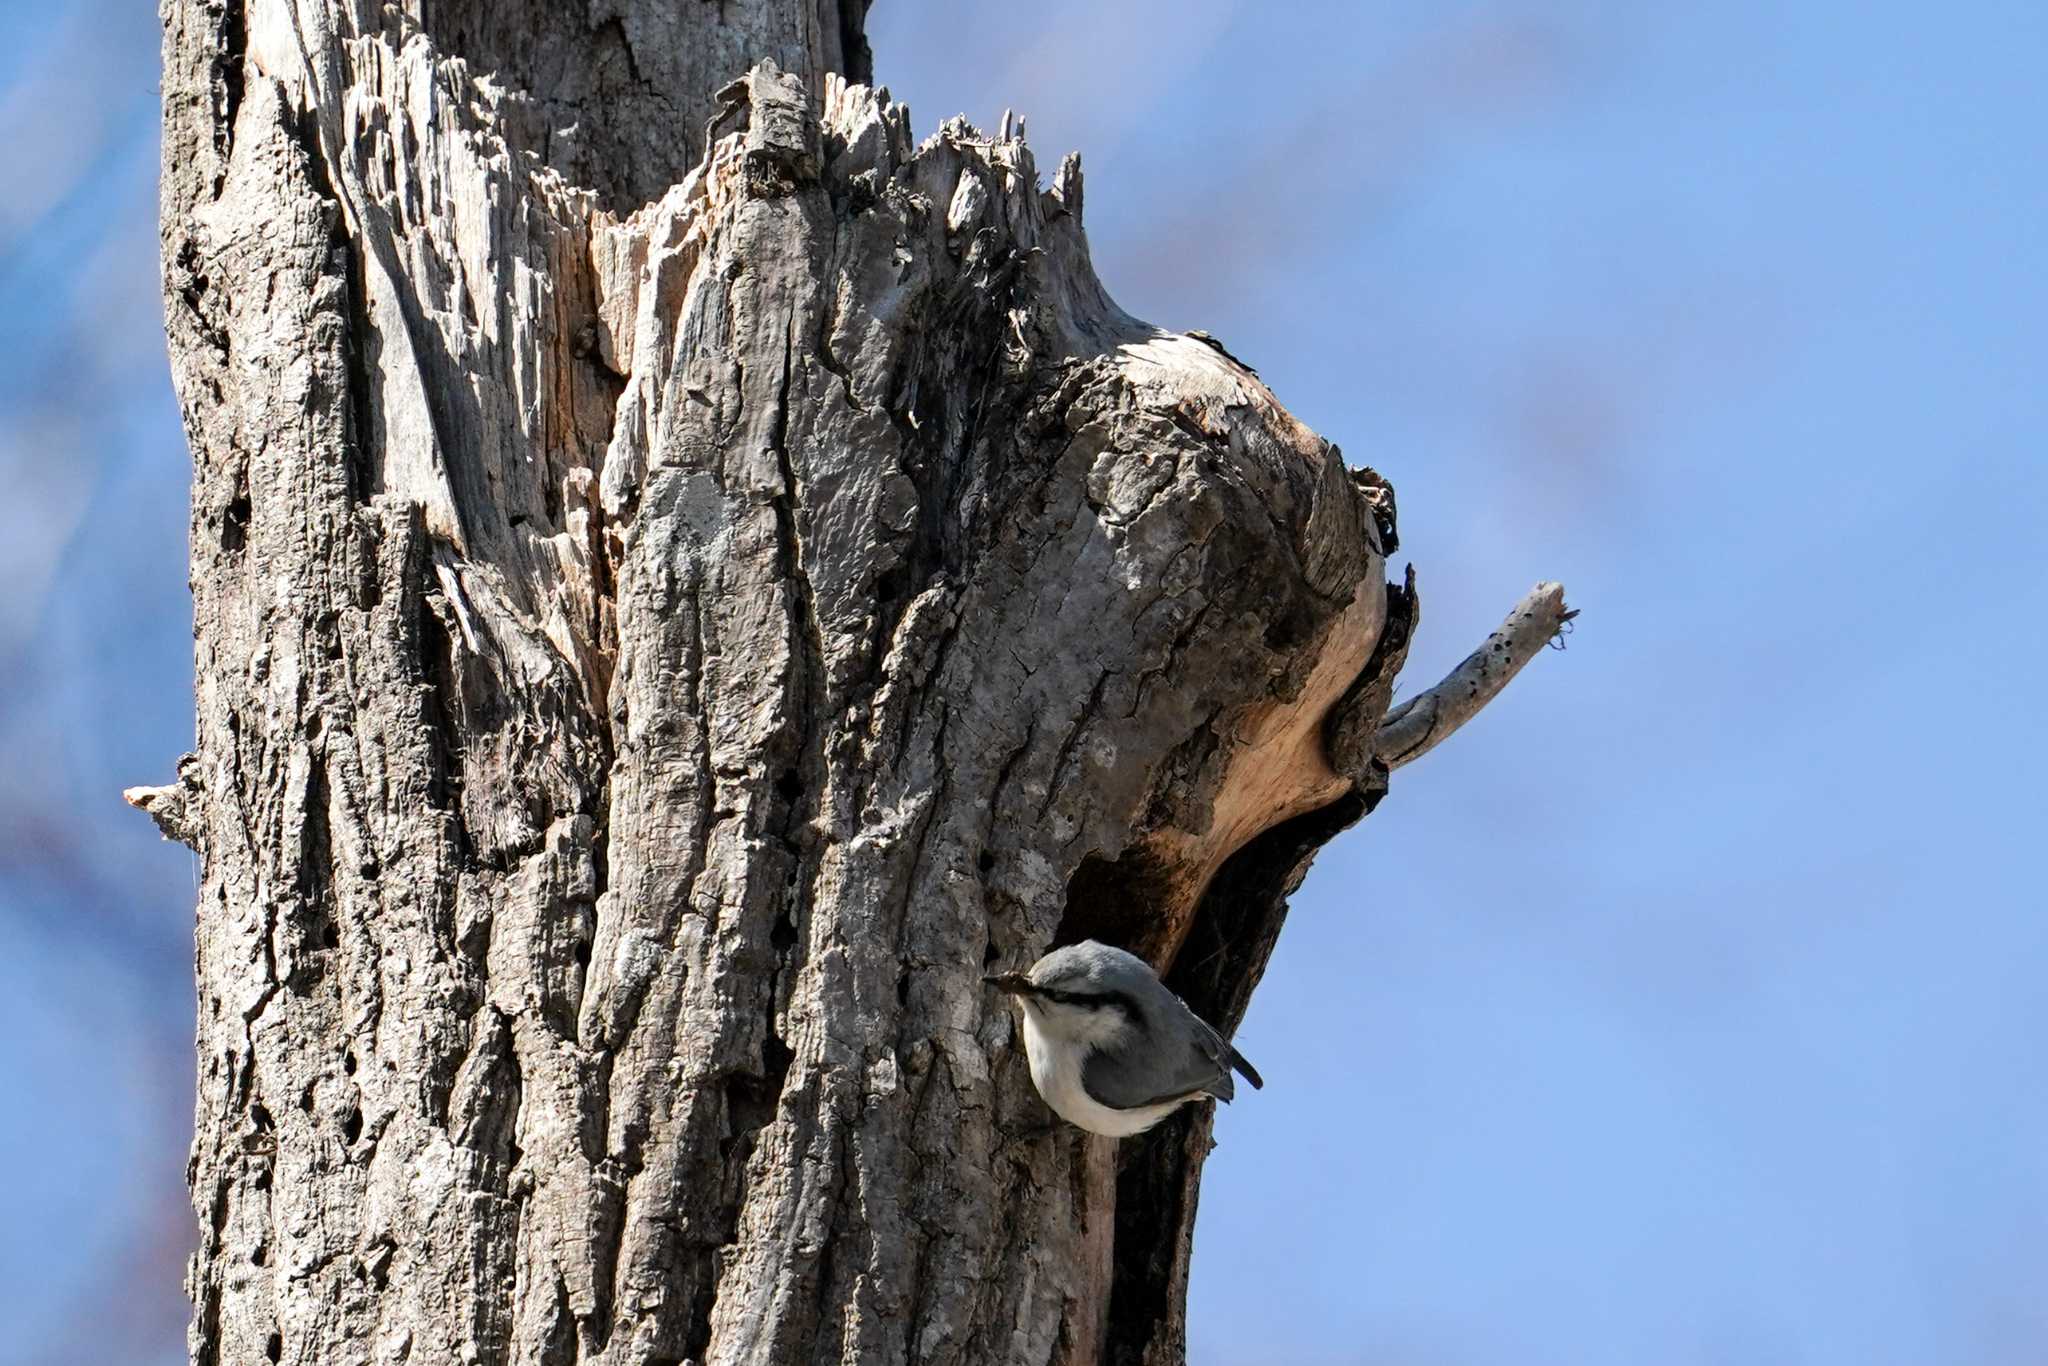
[144,3,1567,1363]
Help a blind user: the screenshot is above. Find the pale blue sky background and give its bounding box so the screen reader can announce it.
[1,2,2042,1362]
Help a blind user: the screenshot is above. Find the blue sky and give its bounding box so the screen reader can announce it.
[2,1,2043,1362]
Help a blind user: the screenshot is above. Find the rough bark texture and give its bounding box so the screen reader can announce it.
[148,4,1560,1364]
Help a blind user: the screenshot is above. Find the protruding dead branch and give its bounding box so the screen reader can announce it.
[1376,581,1575,770]
[123,753,204,849]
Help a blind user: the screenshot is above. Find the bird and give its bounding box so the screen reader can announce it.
[985,940,1263,1137]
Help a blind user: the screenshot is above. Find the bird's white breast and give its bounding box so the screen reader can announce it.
[1018,1009,1190,1138]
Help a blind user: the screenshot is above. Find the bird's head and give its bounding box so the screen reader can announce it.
[985,941,1150,1043]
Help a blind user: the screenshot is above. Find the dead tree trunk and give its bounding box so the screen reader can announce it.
[137,3,1567,1363]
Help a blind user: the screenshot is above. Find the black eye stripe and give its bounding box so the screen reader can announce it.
[1036,986,1143,1019]
[1036,986,1094,1006]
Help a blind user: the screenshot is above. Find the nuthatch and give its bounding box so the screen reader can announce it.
[986,940,1263,1137]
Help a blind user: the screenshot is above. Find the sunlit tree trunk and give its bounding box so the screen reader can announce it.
[139,3,1565,1362]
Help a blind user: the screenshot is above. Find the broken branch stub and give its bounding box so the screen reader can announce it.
[1376,581,1576,771]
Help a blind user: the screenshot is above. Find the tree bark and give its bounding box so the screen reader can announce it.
[144,4,1566,1363]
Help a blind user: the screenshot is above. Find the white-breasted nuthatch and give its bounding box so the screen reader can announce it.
[986,940,1264,1137]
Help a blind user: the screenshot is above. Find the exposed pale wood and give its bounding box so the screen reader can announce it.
[153,3,1565,1363]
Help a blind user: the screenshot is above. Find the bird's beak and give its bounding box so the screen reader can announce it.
[982,972,1032,996]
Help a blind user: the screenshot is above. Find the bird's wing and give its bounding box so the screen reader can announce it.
[1187,1019,1261,1097]
[1082,1035,1232,1111]
[1081,993,1257,1111]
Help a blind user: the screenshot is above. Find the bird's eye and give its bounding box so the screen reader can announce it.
[1043,987,1124,1013]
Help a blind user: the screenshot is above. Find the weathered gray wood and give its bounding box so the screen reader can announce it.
[1376,582,1576,770]
[149,4,1562,1363]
